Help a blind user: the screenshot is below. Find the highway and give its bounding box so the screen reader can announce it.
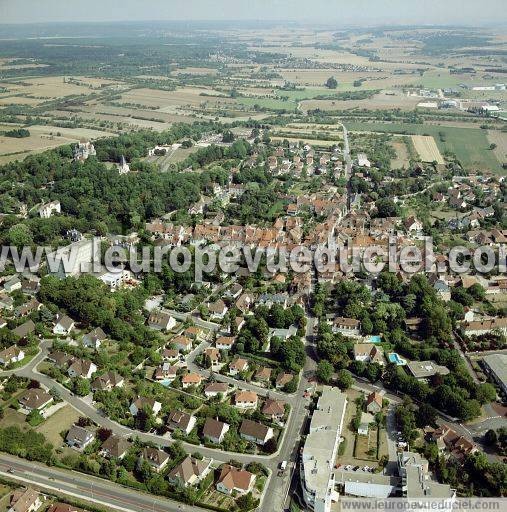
[0,454,196,512]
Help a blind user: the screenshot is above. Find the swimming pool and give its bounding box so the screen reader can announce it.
[370,335,382,344]
[388,352,407,366]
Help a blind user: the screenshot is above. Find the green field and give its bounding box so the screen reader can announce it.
[345,121,502,171]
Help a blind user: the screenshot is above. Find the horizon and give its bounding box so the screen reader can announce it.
[2,0,507,26]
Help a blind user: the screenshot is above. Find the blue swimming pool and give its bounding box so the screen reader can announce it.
[388,352,407,366]
[370,335,382,344]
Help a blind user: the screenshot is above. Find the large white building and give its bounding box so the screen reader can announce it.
[46,238,101,278]
[301,386,347,512]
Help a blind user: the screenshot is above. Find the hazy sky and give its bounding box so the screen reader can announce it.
[1,0,506,25]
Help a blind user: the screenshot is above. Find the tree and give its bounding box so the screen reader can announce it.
[484,429,498,446]
[264,437,277,454]
[375,198,401,218]
[335,369,354,390]
[7,224,33,247]
[325,77,338,89]
[316,360,333,384]
[476,383,497,404]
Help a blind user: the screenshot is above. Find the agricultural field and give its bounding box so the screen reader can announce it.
[345,121,502,171]
[390,138,411,169]
[411,135,445,164]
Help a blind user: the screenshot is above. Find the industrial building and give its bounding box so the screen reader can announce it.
[482,354,507,398]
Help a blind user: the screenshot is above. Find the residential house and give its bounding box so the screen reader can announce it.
[168,456,212,488]
[181,372,202,389]
[8,488,42,512]
[100,435,132,460]
[332,317,361,336]
[47,503,85,512]
[172,335,192,352]
[68,358,97,379]
[229,358,249,376]
[462,317,507,337]
[208,299,228,320]
[204,347,220,367]
[404,216,423,232]
[216,465,255,496]
[216,336,235,351]
[12,320,35,339]
[148,310,176,331]
[0,294,14,311]
[154,363,178,382]
[91,371,124,392]
[365,392,383,414]
[353,344,385,365]
[0,346,25,366]
[129,397,162,417]
[53,315,75,336]
[141,447,170,472]
[82,327,107,350]
[38,200,61,219]
[262,398,286,421]
[234,391,258,410]
[275,372,293,390]
[203,418,230,444]
[18,388,53,413]
[15,298,42,318]
[66,425,95,450]
[167,410,196,435]
[254,366,272,385]
[406,361,450,379]
[239,419,274,446]
[161,348,179,362]
[204,382,229,398]
[3,276,21,293]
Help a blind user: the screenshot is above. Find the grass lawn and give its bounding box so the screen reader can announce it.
[354,430,378,461]
[0,485,12,512]
[0,408,28,430]
[36,405,80,447]
[236,97,297,112]
[345,122,501,171]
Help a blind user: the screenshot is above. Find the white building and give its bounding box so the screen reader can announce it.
[74,141,96,161]
[301,386,347,512]
[46,238,100,279]
[118,155,130,175]
[38,200,61,218]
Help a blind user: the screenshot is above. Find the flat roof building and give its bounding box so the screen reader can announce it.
[301,386,347,512]
[483,354,507,398]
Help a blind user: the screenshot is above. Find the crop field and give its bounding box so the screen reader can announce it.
[487,129,507,165]
[345,121,501,171]
[391,138,411,169]
[411,135,445,164]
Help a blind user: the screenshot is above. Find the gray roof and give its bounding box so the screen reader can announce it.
[483,353,507,387]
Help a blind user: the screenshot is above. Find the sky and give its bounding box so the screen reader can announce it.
[0,0,506,26]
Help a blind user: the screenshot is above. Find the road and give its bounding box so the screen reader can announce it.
[0,454,196,512]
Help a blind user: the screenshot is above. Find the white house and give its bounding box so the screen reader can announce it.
[53,314,75,336]
[38,200,61,218]
[129,397,162,417]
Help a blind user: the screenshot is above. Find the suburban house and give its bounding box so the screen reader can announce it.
[261,398,286,421]
[91,371,124,392]
[100,435,132,460]
[216,464,256,496]
[68,358,97,379]
[129,397,162,417]
[275,372,293,389]
[406,361,450,380]
[38,200,61,218]
[171,335,192,352]
[216,336,236,351]
[331,317,361,336]
[148,310,176,331]
[141,447,170,472]
[425,425,478,461]
[66,425,95,450]
[204,347,221,367]
[168,456,212,488]
[366,392,383,414]
[0,345,25,366]
[353,343,385,365]
[229,357,249,376]
[239,419,274,446]
[53,315,75,336]
[0,294,14,311]
[15,298,42,318]
[161,348,179,362]
[3,276,21,293]
[82,327,107,349]
[154,363,178,382]
[254,366,272,385]
[12,320,36,339]
[167,410,196,435]
[47,503,84,512]
[462,317,507,337]
[203,418,230,444]
[404,216,423,232]
[234,390,258,410]
[18,388,53,413]
[204,382,229,398]
[181,372,203,389]
[208,299,228,320]
[8,487,42,512]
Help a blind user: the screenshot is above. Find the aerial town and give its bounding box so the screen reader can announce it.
[0,3,505,512]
